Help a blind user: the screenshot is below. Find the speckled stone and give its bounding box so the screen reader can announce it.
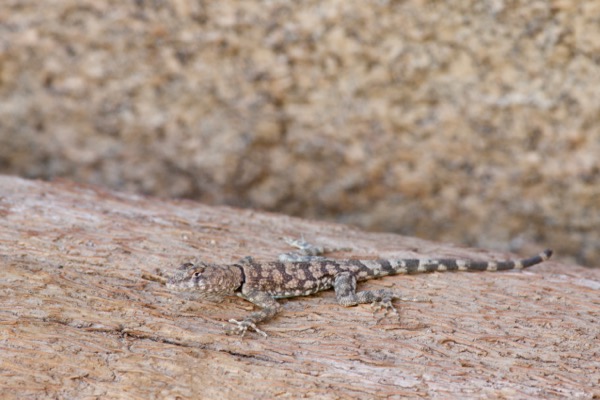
[0,1,598,265]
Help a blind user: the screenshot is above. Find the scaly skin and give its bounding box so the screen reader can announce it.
[167,239,552,337]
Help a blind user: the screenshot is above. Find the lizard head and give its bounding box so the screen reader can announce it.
[167,262,243,301]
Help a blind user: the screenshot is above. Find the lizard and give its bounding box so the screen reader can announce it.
[166,238,553,337]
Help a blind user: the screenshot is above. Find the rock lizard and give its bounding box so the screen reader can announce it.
[167,238,552,337]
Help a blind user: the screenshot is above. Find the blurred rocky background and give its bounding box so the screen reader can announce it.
[0,1,598,266]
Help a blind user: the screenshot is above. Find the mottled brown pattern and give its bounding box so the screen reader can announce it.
[168,249,553,337]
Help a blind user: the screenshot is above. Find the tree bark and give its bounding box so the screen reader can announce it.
[0,175,598,399]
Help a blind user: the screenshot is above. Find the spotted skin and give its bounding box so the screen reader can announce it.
[167,241,552,337]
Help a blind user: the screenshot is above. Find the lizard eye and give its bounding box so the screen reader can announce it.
[178,262,195,270]
[193,271,202,279]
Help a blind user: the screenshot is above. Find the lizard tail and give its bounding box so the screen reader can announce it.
[386,249,553,274]
[458,249,553,271]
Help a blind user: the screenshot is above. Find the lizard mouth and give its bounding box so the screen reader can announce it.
[166,280,198,291]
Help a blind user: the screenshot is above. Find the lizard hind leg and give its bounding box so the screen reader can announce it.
[334,272,360,306]
[361,289,401,321]
[279,237,352,262]
[334,273,428,323]
[361,289,430,323]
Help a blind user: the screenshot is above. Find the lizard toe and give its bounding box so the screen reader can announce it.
[226,319,268,338]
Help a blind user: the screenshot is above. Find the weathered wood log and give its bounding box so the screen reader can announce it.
[0,175,597,399]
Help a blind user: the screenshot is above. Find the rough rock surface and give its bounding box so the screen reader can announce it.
[1,1,599,265]
[0,175,598,398]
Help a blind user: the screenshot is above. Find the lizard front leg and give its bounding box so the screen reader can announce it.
[227,290,282,337]
[279,237,351,262]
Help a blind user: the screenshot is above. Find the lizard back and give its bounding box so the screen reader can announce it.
[237,249,552,299]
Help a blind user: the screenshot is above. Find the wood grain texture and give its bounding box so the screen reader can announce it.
[0,175,598,399]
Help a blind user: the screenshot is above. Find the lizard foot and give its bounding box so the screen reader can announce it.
[371,297,400,322]
[370,294,431,323]
[225,319,268,338]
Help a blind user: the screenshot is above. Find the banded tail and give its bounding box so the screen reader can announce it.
[384,249,553,274]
